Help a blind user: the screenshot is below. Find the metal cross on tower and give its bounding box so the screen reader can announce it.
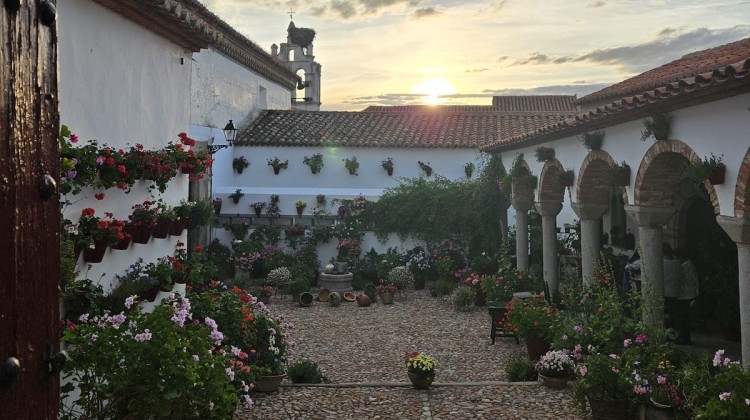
[288,8,295,20]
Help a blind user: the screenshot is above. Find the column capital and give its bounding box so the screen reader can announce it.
[625,205,673,228]
[571,203,608,220]
[535,201,563,217]
[717,215,750,245]
[512,198,534,212]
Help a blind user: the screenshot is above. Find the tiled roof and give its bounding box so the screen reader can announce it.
[492,95,579,113]
[577,38,750,106]
[236,96,578,148]
[481,58,750,153]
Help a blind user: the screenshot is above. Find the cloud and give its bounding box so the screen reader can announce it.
[342,82,612,108]
[511,25,750,73]
[330,0,357,18]
[587,1,606,8]
[497,56,509,63]
[465,68,489,73]
[412,7,439,19]
[360,0,421,14]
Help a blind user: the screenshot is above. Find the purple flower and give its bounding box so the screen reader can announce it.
[204,317,218,330]
[124,295,138,309]
[90,333,98,342]
[623,339,632,347]
[66,170,77,179]
[243,394,253,409]
[720,392,732,401]
[225,367,235,381]
[96,156,105,165]
[78,313,90,323]
[70,134,79,143]
[134,329,152,342]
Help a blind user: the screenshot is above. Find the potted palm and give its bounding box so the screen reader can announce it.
[232,156,249,174]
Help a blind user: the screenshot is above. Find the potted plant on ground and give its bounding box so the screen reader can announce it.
[250,201,266,217]
[267,157,288,174]
[684,153,725,185]
[303,153,324,174]
[579,131,604,151]
[572,351,634,419]
[295,200,307,216]
[232,156,249,174]
[536,349,575,389]
[228,189,244,204]
[505,297,556,361]
[343,156,359,175]
[381,157,394,176]
[640,112,672,141]
[418,160,432,176]
[376,283,397,304]
[404,351,437,389]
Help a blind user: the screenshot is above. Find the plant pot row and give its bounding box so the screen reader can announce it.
[78,219,189,264]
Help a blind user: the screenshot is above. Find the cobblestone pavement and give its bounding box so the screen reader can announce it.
[234,289,584,419]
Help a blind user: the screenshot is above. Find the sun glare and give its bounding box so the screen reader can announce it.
[411,78,457,105]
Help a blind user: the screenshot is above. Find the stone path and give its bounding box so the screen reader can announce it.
[234,289,583,419]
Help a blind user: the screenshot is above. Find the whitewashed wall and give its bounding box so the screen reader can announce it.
[502,92,750,243]
[190,48,292,140]
[59,0,192,293]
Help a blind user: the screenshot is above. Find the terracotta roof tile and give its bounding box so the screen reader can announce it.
[482,58,750,153]
[577,37,750,106]
[237,97,578,149]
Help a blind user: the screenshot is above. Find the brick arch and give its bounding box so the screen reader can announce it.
[510,157,535,204]
[733,146,750,216]
[576,150,628,206]
[634,139,720,214]
[539,159,565,202]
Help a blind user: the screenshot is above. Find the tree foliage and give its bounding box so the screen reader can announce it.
[362,154,509,255]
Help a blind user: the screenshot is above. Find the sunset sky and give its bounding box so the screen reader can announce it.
[200,0,750,111]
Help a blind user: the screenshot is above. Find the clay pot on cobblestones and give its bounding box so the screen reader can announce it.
[356,294,371,307]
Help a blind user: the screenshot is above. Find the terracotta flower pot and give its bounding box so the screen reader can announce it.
[83,239,108,263]
[356,294,371,307]
[168,218,187,236]
[407,371,434,389]
[152,219,172,239]
[254,373,286,393]
[132,225,154,244]
[112,226,135,250]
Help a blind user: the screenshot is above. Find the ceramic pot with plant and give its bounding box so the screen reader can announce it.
[212,198,223,216]
[232,156,249,174]
[295,200,307,216]
[228,189,244,204]
[404,351,437,389]
[536,350,574,389]
[250,201,265,216]
[343,156,359,175]
[152,202,176,239]
[267,157,289,174]
[504,297,556,360]
[418,161,432,176]
[381,157,394,176]
[303,153,324,174]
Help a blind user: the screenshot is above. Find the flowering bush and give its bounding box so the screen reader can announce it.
[572,351,634,411]
[60,295,247,419]
[375,283,398,295]
[266,194,280,217]
[266,267,292,290]
[387,266,414,289]
[536,349,574,378]
[336,237,361,262]
[690,350,750,418]
[504,297,556,339]
[404,351,436,375]
[405,249,430,276]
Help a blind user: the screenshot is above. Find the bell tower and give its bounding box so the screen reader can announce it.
[272,19,321,111]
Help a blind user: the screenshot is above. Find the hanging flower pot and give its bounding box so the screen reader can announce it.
[152,219,172,239]
[212,199,222,215]
[709,162,726,185]
[168,217,187,236]
[82,239,108,263]
[132,225,154,244]
[112,226,135,250]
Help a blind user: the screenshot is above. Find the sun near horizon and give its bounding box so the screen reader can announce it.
[410,77,457,106]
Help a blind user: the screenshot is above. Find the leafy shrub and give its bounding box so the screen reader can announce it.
[266,267,292,290]
[450,286,475,312]
[288,360,328,384]
[287,279,310,298]
[387,266,414,289]
[432,280,456,297]
[506,354,536,382]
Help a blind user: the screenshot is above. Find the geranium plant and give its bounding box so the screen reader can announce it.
[336,237,361,263]
[74,208,126,249]
[267,157,289,173]
[129,200,159,228]
[233,156,250,172]
[536,349,575,378]
[375,283,398,295]
[404,351,437,376]
[504,297,556,340]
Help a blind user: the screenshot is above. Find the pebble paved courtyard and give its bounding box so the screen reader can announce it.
[235,289,583,419]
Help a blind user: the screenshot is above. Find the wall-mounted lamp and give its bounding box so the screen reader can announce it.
[207,120,238,154]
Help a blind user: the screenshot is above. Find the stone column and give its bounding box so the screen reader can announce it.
[512,198,534,272]
[535,201,563,295]
[571,203,609,286]
[716,216,750,368]
[625,205,674,327]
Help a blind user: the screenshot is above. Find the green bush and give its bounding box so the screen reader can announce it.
[450,286,475,312]
[432,280,456,297]
[506,354,536,382]
[287,279,310,298]
[288,360,328,384]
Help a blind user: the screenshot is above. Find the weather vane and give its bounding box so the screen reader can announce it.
[288,8,295,20]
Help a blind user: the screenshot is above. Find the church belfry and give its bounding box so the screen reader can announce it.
[272,20,321,111]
